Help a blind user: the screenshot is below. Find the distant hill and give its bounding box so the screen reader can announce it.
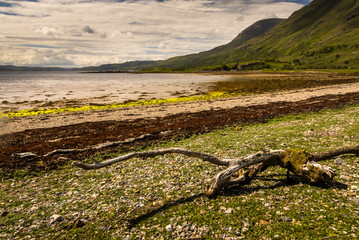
[0,65,69,71]
[150,0,359,70]
[93,0,359,71]
[80,61,158,72]
[85,18,283,72]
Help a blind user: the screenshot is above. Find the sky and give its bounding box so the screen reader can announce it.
[0,0,312,68]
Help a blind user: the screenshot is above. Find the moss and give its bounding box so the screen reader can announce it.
[282,148,310,173]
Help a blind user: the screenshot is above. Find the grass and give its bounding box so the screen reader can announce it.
[1,104,358,239]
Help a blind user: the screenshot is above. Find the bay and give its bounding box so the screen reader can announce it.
[0,71,229,111]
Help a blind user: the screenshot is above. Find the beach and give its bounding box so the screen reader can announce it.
[1,76,359,174]
[2,80,359,135]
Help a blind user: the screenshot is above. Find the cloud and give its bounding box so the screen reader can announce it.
[35,27,64,37]
[0,0,308,67]
[83,25,95,34]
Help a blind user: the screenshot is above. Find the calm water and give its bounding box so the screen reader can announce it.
[0,71,229,110]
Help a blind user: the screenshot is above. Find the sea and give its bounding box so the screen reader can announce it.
[0,71,230,110]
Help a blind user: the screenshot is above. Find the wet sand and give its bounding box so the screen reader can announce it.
[2,81,359,135]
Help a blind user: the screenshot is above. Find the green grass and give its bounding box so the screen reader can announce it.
[1,105,358,239]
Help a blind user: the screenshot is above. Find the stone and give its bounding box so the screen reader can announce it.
[242,221,249,232]
[340,175,350,181]
[166,224,173,232]
[259,220,270,225]
[280,216,292,222]
[225,208,233,214]
[49,214,63,224]
[200,210,207,215]
[334,158,344,165]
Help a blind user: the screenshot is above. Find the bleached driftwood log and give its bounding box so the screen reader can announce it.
[74,145,359,197]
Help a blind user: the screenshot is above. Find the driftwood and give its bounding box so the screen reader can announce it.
[13,134,154,160]
[74,145,359,197]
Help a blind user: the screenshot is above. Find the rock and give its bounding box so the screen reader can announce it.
[340,175,350,181]
[200,210,207,215]
[49,214,63,224]
[280,216,292,222]
[166,224,173,232]
[259,220,270,225]
[242,220,249,232]
[283,206,290,211]
[29,206,38,212]
[225,208,233,214]
[334,158,344,165]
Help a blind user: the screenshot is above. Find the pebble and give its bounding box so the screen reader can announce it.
[166,224,173,232]
[225,208,233,214]
[49,214,63,224]
[334,158,344,165]
[280,216,292,222]
[242,221,249,232]
[340,175,350,181]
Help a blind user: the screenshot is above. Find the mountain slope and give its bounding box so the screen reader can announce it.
[86,18,283,71]
[150,18,284,70]
[152,0,359,70]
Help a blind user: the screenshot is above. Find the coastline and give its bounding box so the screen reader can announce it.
[2,81,359,135]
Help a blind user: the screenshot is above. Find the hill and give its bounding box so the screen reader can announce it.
[84,18,283,72]
[84,0,359,71]
[0,65,69,71]
[152,0,359,70]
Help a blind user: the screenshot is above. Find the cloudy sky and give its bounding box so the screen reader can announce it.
[0,0,312,68]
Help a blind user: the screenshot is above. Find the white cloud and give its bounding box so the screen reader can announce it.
[35,27,65,37]
[0,0,307,67]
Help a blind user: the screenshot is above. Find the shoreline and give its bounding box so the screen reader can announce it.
[2,81,359,135]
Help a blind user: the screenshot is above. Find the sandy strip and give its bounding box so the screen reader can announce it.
[1,82,359,135]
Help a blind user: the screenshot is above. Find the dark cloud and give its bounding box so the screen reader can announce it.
[83,25,96,34]
[0,2,13,7]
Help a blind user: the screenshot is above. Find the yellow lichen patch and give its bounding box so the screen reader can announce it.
[282,149,310,173]
[0,91,237,118]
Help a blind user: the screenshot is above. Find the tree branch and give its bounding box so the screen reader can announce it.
[73,145,358,197]
[73,148,230,170]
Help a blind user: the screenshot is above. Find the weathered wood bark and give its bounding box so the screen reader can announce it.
[74,145,359,197]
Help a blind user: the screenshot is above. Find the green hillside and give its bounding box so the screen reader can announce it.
[88,0,359,71]
[149,18,284,71]
[151,0,359,70]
